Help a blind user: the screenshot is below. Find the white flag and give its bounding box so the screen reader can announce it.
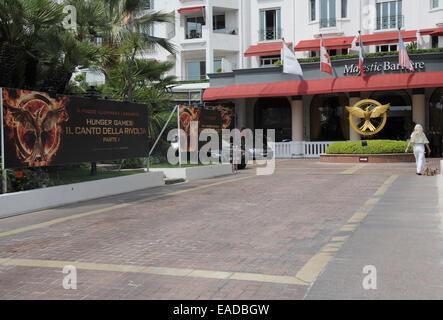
[282,41,303,76]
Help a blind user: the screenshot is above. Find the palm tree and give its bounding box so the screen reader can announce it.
[67,0,176,99]
[0,0,100,92]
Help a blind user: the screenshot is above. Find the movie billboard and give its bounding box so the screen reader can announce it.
[1,88,149,168]
[178,104,235,152]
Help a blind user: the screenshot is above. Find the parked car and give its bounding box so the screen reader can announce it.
[210,139,250,169]
[243,134,274,160]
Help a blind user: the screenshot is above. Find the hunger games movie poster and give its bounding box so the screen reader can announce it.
[1,88,149,168]
[179,104,235,152]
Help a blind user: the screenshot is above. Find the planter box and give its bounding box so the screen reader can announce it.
[320,153,416,163]
[0,171,164,218]
[150,164,233,180]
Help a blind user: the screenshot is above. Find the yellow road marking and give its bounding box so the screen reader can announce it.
[341,164,366,175]
[0,258,309,286]
[0,175,255,239]
[374,174,399,196]
[295,252,333,284]
[295,174,397,285]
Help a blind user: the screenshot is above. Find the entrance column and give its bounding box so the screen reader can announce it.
[291,96,303,141]
[234,99,246,128]
[412,88,425,127]
[349,92,361,141]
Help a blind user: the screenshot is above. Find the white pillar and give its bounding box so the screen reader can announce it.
[349,94,361,141]
[205,4,214,76]
[412,88,425,127]
[176,51,183,81]
[291,97,303,141]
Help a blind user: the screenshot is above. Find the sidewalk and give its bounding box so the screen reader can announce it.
[305,172,443,299]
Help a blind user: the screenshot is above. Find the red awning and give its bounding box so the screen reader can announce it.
[294,37,354,52]
[203,71,443,101]
[178,6,204,14]
[419,27,443,36]
[358,30,417,46]
[244,42,292,57]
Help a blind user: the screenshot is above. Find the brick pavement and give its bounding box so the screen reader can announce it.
[0,159,441,299]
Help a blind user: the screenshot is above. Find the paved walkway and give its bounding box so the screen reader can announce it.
[0,159,442,299]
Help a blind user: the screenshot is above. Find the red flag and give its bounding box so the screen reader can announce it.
[358,34,365,76]
[320,37,332,75]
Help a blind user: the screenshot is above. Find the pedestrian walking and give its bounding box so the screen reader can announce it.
[405,124,431,175]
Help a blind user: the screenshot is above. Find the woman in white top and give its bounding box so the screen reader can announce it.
[405,124,431,175]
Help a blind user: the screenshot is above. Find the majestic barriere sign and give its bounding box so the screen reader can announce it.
[344,60,425,75]
[1,88,148,168]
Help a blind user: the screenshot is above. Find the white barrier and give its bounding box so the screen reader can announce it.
[274,141,337,159]
[0,171,164,218]
[150,164,233,180]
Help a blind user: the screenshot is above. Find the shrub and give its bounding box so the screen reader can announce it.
[6,168,53,192]
[326,140,413,154]
[120,158,145,169]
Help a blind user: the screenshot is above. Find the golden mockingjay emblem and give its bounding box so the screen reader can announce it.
[346,99,390,136]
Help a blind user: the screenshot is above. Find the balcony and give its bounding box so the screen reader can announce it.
[185,30,203,39]
[259,28,282,41]
[376,15,404,31]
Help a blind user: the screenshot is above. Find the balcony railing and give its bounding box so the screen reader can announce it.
[185,30,203,39]
[376,15,404,30]
[213,28,238,35]
[259,28,282,41]
[320,18,337,28]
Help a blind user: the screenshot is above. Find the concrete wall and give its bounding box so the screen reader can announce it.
[0,172,165,218]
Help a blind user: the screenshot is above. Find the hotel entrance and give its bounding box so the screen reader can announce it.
[254,97,292,142]
[368,90,413,140]
[310,93,350,141]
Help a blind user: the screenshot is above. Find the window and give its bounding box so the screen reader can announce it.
[260,55,280,67]
[186,16,205,39]
[328,49,337,56]
[341,0,347,17]
[320,0,336,28]
[259,8,281,41]
[214,60,222,72]
[145,0,154,10]
[431,0,439,9]
[187,61,206,80]
[213,15,226,32]
[376,44,397,52]
[310,0,316,21]
[376,0,403,30]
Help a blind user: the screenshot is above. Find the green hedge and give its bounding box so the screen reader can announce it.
[294,47,443,63]
[326,140,413,154]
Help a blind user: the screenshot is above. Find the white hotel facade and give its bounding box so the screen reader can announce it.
[145,0,442,79]
[82,0,443,149]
